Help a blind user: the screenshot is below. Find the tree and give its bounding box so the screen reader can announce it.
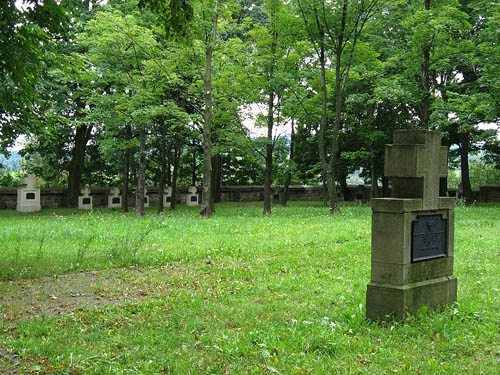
[0,0,78,152]
[241,0,301,214]
[82,7,166,216]
[296,0,382,213]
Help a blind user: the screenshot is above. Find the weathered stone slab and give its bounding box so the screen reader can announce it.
[371,256,454,285]
[16,174,41,213]
[372,198,423,213]
[366,276,457,320]
[366,130,457,320]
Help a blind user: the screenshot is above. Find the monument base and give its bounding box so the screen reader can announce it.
[16,204,42,213]
[366,276,457,320]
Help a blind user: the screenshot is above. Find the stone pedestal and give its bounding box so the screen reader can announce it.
[107,187,122,209]
[165,186,172,208]
[16,174,41,213]
[366,130,457,320]
[186,186,198,206]
[78,187,93,210]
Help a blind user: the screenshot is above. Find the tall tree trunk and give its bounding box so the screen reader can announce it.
[264,91,274,215]
[122,124,131,212]
[170,142,180,210]
[135,126,146,217]
[167,147,172,186]
[281,119,295,207]
[460,134,474,204]
[370,157,379,198]
[317,38,335,212]
[66,124,92,208]
[212,154,222,203]
[200,0,219,218]
[420,0,431,129]
[191,148,197,186]
[158,134,167,214]
[327,2,348,214]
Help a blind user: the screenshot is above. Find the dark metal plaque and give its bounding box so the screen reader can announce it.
[82,198,91,205]
[112,197,120,204]
[190,196,197,202]
[411,214,447,262]
[26,193,35,200]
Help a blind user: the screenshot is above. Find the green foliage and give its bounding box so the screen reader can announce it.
[3,0,499,204]
[139,0,194,38]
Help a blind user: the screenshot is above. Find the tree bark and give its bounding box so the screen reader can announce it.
[316,36,336,212]
[122,124,131,212]
[212,154,222,203]
[460,133,474,204]
[66,124,92,208]
[281,119,295,207]
[135,126,146,217]
[200,0,219,218]
[420,0,431,129]
[264,92,274,215]
[170,142,180,210]
[370,154,379,198]
[166,149,172,186]
[326,1,349,214]
[158,134,167,214]
[191,148,197,186]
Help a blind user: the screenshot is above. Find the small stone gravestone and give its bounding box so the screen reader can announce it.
[186,186,199,206]
[78,187,93,210]
[273,190,280,202]
[165,186,172,208]
[107,187,122,209]
[16,174,41,212]
[366,130,457,320]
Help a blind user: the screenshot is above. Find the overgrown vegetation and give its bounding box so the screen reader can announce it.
[0,203,498,374]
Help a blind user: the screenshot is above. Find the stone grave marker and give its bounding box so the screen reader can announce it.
[16,174,41,212]
[186,186,199,206]
[366,130,457,320]
[107,187,122,209]
[78,187,93,210]
[165,186,172,208]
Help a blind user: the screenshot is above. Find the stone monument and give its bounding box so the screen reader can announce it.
[16,174,41,212]
[186,186,198,206]
[165,186,172,208]
[107,187,122,209]
[78,187,93,210]
[366,130,457,320]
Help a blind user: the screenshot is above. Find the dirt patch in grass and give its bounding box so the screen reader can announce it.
[0,348,22,374]
[0,265,185,322]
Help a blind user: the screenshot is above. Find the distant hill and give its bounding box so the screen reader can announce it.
[0,152,22,171]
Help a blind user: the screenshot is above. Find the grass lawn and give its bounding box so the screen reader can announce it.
[0,202,498,374]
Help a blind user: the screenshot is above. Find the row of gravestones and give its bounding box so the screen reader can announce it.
[16,130,457,320]
[15,176,199,212]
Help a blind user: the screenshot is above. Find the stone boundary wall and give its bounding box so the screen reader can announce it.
[0,184,491,209]
[479,185,500,202]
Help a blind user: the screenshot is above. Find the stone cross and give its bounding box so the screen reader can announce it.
[22,174,37,189]
[366,130,456,320]
[385,131,447,210]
